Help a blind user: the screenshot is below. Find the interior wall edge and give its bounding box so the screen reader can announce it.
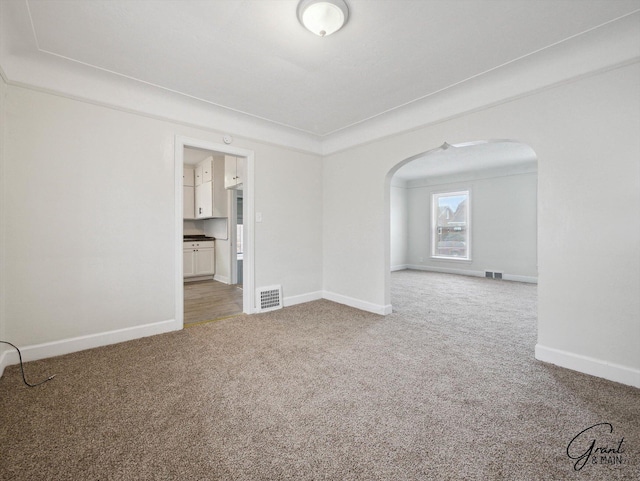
[0,64,6,375]
[0,318,179,373]
[0,350,7,378]
[535,344,640,389]
[283,291,323,308]
[406,265,538,284]
[322,291,392,316]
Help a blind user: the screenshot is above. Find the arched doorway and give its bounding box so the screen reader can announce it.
[385,139,538,312]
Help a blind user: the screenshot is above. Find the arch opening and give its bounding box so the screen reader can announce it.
[384,139,539,311]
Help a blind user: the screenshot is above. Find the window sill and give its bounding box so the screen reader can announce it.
[430,256,472,263]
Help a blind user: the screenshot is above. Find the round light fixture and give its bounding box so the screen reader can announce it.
[297,0,349,37]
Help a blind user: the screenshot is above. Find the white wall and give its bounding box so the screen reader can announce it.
[389,181,408,270]
[0,73,7,374]
[405,171,537,281]
[323,62,640,387]
[253,143,324,304]
[1,84,323,364]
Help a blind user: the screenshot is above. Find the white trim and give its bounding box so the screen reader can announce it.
[175,136,256,319]
[0,349,8,378]
[391,264,409,272]
[535,344,640,389]
[321,16,640,155]
[284,291,323,307]
[407,264,537,284]
[229,189,238,285]
[431,189,471,261]
[213,274,230,284]
[0,319,179,371]
[322,291,393,315]
[502,273,537,284]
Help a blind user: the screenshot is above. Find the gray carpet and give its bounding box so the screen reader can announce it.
[1,270,638,480]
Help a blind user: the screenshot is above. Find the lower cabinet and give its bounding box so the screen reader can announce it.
[183,241,215,279]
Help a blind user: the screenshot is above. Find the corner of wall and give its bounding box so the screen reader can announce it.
[535,344,640,389]
[0,68,7,377]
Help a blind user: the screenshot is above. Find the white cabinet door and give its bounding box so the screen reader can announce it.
[184,242,214,278]
[201,158,213,183]
[195,182,212,218]
[183,249,195,277]
[183,167,195,187]
[195,158,227,218]
[183,185,195,219]
[194,248,215,276]
[235,157,244,188]
[194,165,203,186]
[225,155,244,189]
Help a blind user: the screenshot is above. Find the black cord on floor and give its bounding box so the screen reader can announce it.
[0,340,56,387]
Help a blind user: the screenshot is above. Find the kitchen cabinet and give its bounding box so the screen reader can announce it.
[194,158,212,187]
[183,167,195,219]
[224,155,244,190]
[195,157,227,219]
[183,167,195,187]
[183,241,215,279]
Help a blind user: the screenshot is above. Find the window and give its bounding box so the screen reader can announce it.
[431,190,470,260]
[237,224,243,255]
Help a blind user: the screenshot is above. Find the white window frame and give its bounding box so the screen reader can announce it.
[431,190,471,261]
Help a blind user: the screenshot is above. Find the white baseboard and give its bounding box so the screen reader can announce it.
[503,274,537,284]
[213,274,229,284]
[407,264,537,284]
[284,291,323,307]
[535,344,640,388]
[184,275,214,283]
[322,291,392,315]
[0,348,8,378]
[391,264,409,272]
[408,264,481,277]
[0,319,180,378]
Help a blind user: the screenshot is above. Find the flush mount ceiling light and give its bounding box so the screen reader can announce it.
[297,0,349,37]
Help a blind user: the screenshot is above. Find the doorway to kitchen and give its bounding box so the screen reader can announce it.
[174,136,254,328]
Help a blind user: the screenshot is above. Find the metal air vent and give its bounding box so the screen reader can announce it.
[256,285,283,312]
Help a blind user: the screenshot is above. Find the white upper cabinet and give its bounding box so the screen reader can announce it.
[183,167,195,187]
[195,156,227,219]
[224,155,244,190]
[183,167,195,219]
[201,158,213,183]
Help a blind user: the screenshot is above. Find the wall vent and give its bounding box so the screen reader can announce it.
[256,285,283,312]
[485,271,503,280]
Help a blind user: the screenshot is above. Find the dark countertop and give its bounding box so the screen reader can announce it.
[183,235,215,241]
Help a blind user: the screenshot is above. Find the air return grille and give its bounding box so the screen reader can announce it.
[256,285,283,312]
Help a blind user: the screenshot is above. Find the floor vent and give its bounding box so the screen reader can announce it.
[256,285,283,312]
[485,271,503,280]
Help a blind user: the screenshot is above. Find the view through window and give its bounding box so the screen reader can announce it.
[432,190,470,259]
[237,224,243,255]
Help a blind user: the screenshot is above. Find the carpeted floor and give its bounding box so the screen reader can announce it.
[1,270,638,480]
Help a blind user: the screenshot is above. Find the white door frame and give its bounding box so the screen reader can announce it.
[174,135,255,326]
[228,189,243,285]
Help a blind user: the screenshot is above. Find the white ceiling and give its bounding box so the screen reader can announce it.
[6,0,639,138]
